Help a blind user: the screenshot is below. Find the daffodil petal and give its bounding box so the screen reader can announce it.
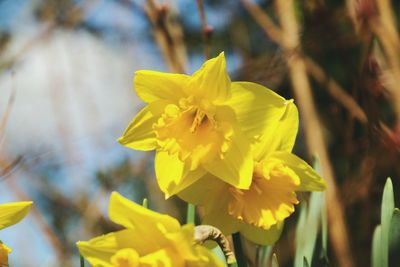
[188,52,231,103]
[203,204,241,237]
[188,246,226,267]
[0,201,32,230]
[108,192,181,234]
[134,70,189,103]
[140,248,183,267]
[165,224,197,262]
[203,187,241,235]
[118,100,169,151]
[225,82,288,147]
[270,151,327,191]
[0,242,11,266]
[203,126,253,189]
[77,229,143,267]
[155,151,206,197]
[254,100,299,160]
[177,174,223,206]
[240,222,284,245]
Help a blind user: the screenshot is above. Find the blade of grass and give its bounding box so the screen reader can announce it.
[381,178,394,267]
[372,225,382,267]
[303,257,310,267]
[271,253,279,267]
[389,208,400,265]
[257,245,273,267]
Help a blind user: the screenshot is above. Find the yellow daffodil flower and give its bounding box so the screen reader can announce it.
[0,201,33,266]
[119,52,288,197]
[77,192,224,267]
[178,101,327,245]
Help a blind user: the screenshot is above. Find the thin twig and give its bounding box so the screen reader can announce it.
[275,1,355,266]
[143,0,186,73]
[240,0,367,124]
[195,0,212,59]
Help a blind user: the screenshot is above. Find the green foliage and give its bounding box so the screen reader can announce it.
[257,245,273,267]
[271,253,279,267]
[186,203,196,225]
[371,178,400,267]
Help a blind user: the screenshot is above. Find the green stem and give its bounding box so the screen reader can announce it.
[186,203,196,224]
[142,198,148,208]
[232,233,246,267]
[80,255,85,267]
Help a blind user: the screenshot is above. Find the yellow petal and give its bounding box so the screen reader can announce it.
[270,151,327,191]
[118,100,169,151]
[240,222,284,246]
[77,229,142,267]
[0,242,11,266]
[139,248,183,267]
[165,224,198,262]
[203,126,253,189]
[254,100,299,160]
[187,246,226,267]
[228,161,299,230]
[111,248,140,267]
[178,174,223,206]
[225,82,288,146]
[188,52,231,103]
[134,70,189,103]
[109,192,181,236]
[155,151,206,197]
[0,201,32,230]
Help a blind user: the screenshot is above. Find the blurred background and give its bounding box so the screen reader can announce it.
[0,0,399,266]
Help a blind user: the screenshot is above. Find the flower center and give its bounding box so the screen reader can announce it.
[154,97,231,170]
[228,161,300,229]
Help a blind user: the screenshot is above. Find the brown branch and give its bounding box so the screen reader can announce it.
[143,0,186,73]
[194,225,236,264]
[275,1,355,266]
[240,0,367,124]
[195,0,212,59]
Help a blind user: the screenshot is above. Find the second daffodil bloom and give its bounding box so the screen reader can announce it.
[77,192,224,267]
[0,201,33,266]
[179,101,327,245]
[119,52,289,197]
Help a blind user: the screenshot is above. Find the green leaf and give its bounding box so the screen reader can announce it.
[389,208,400,265]
[381,178,395,267]
[186,203,196,224]
[257,245,273,267]
[142,198,148,208]
[372,225,382,267]
[272,253,279,267]
[295,192,324,267]
[303,257,310,267]
[80,255,85,267]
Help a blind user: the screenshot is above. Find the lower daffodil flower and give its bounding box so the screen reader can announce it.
[178,101,327,245]
[118,52,288,197]
[0,201,33,266]
[77,192,224,267]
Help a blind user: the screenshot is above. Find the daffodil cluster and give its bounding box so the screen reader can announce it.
[117,52,326,246]
[77,192,224,267]
[0,201,32,266]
